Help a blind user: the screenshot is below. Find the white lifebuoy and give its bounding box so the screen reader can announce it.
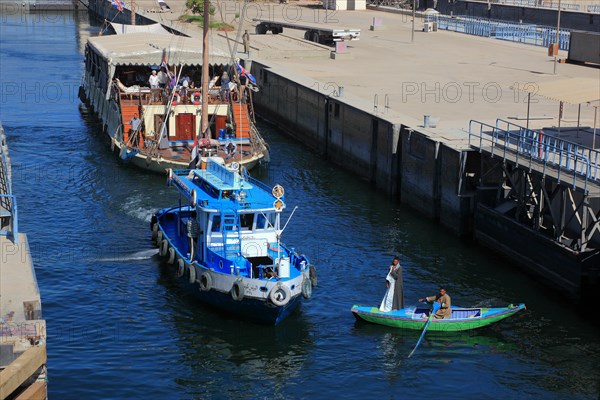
[167,247,176,264]
[269,283,291,307]
[231,280,245,301]
[156,230,163,246]
[160,239,169,257]
[190,91,202,104]
[188,264,197,284]
[151,223,158,240]
[199,271,213,291]
[172,93,180,105]
[301,278,312,299]
[191,189,197,207]
[177,259,185,278]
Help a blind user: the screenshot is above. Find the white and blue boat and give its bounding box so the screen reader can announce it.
[151,158,316,325]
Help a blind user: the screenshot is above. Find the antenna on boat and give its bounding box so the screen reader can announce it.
[279,206,298,237]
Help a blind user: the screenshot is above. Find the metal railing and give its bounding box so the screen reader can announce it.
[478,0,600,13]
[495,119,600,181]
[425,15,571,50]
[0,194,19,244]
[468,119,593,193]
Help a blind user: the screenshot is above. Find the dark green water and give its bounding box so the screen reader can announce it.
[1,10,598,400]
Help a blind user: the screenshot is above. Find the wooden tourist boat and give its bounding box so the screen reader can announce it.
[79,32,268,173]
[151,159,317,325]
[351,303,525,331]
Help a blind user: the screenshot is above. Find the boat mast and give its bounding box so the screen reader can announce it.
[201,0,209,138]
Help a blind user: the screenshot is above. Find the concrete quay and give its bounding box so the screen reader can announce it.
[87,0,600,302]
[0,123,47,399]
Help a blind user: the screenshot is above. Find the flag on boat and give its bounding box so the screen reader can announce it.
[235,63,257,86]
[188,135,199,169]
[111,0,124,11]
[160,52,168,70]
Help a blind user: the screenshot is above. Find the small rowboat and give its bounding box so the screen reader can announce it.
[351,303,525,332]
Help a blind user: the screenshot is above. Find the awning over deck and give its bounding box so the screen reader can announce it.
[88,32,232,66]
[109,22,172,36]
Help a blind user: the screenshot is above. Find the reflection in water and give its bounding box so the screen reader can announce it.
[159,265,313,398]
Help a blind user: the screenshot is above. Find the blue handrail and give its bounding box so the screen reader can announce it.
[468,120,592,194]
[495,118,600,181]
[426,15,571,50]
[0,194,18,244]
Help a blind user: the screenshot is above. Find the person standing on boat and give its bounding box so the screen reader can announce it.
[220,71,230,102]
[379,257,404,312]
[419,286,451,319]
[128,113,142,147]
[238,73,248,103]
[149,70,160,89]
[157,68,168,88]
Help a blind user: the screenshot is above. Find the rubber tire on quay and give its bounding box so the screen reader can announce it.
[160,240,169,257]
[231,280,245,301]
[269,284,291,307]
[177,259,185,278]
[301,278,312,299]
[188,264,196,284]
[199,271,213,291]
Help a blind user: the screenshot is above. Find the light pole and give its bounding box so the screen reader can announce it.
[553,0,562,75]
[411,0,416,43]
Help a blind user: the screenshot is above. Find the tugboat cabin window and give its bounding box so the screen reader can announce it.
[255,213,275,231]
[240,213,254,231]
[210,215,221,232]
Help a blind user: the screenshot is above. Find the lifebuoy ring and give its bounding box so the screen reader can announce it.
[231,280,245,301]
[191,189,197,207]
[269,283,291,307]
[167,247,176,264]
[172,93,180,105]
[177,259,185,278]
[190,91,202,104]
[151,223,158,240]
[160,239,169,257]
[309,264,317,288]
[188,264,196,284]
[156,230,163,246]
[199,271,213,291]
[301,278,312,299]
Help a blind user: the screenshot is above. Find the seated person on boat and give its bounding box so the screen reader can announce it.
[418,286,451,319]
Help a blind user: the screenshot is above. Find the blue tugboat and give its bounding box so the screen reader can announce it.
[151,159,316,325]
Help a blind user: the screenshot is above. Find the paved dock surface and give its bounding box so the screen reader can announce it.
[0,123,47,399]
[131,0,599,149]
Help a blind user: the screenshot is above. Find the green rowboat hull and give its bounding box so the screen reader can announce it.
[351,303,525,332]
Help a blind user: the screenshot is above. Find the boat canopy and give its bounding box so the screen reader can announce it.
[109,22,173,36]
[87,32,231,100]
[87,32,231,67]
[171,160,280,211]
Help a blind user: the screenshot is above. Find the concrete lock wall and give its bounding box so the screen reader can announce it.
[252,61,470,235]
[475,204,584,300]
[253,62,400,196]
[399,128,440,219]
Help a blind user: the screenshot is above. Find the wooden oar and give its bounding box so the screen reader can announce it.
[408,311,434,358]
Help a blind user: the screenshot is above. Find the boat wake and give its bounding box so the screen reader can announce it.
[96,249,159,262]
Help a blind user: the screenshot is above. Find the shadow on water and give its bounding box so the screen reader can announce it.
[156,261,314,399]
